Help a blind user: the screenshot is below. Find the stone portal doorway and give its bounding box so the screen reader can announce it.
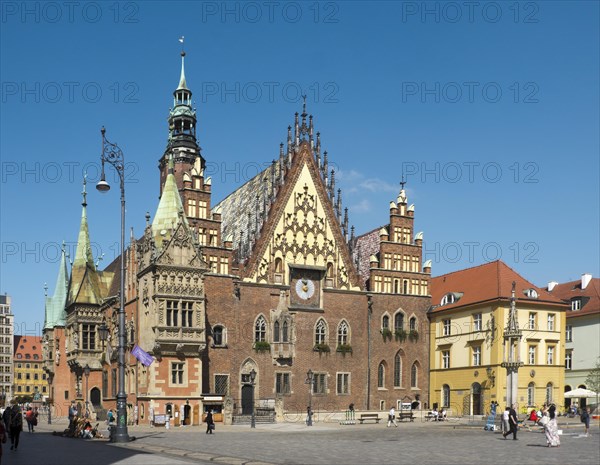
[241,384,253,415]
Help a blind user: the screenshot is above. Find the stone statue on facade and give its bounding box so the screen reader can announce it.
[55,348,60,365]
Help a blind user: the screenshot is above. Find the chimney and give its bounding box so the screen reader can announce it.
[581,273,592,290]
[547,281,558,292]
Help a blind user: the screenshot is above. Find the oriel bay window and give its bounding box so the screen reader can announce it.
[166,299,195,327]
[82,324,96,350]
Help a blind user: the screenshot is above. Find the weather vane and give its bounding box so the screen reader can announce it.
[400,175,406,190]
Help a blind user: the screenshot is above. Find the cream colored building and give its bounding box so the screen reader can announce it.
[429,261,568,416]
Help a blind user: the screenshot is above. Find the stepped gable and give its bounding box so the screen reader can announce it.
[431,260,565,312]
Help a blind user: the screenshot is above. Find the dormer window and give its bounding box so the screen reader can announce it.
[571,298,582,311]
[441,293,456,306]
[524,288,538,299]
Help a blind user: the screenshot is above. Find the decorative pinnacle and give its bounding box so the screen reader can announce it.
[81,172,88,207]
[302,95,307,117]
[400,175,406,190]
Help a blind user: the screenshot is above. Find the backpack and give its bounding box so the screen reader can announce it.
[10,410,22,428]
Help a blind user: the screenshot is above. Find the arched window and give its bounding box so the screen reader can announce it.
[273,321,280,343]
[409,317,417,331]
[315,319,327,345]
[212,325,224,346]
[546,382,553,403]
[282,321,289,342]
[528,382,535,406]
[394,312,404,331]
[274,257,283,273]
[254,316,266,342]
[378,362,385,388]
[394,279,400,293]
[403,280,409,294]
[394,352,402,387]
[382,315,390,330]
[410,362,418,388]
[442,384,450,408]
[327,262,334,278]
[337,320,349,346]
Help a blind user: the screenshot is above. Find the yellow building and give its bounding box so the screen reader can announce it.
[429,261,568,416]
[13,336,48,401]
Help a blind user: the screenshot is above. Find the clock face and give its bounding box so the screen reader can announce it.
[295,278,315,300]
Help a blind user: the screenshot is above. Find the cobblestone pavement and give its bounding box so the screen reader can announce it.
[34,418,599,465]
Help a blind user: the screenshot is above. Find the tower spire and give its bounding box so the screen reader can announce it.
[177,36,187,90]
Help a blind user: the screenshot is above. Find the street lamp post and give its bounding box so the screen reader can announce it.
[305,369,314,426]
[96,126,130,443]
[249,369,256,428]
[84,364,90,417]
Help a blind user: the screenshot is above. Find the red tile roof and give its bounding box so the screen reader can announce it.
[547,277,600,319]
[431,260,565,313]
[13,335,43,361]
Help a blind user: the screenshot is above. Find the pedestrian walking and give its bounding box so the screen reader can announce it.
[387,407,398,427]
[581,407,591,437]
[1,406,11,446]
[9,404,23,451]
[205,410,214,434]
[544,405,560,447]
[501,407,510,435]
[306,406,313,426]
[503,404,518,440]
[25,407,36,433]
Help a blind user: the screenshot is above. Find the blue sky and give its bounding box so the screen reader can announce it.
[1,1,598,335]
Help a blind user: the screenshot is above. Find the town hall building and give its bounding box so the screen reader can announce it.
[42,50,432,424]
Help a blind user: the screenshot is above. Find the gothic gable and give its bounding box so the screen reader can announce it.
[247,147,360,290]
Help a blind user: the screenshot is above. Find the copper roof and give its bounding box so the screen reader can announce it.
[430,260,565,313]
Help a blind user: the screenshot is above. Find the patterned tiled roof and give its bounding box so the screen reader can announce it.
[353,227,381,286]
[214,156,285,259]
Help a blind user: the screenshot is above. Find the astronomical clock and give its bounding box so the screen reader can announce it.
[288,265,324,310]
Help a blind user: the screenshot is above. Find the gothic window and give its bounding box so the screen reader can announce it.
[337,320,349,346]
[378,362,385,388]
[275,258,283,273]
[394,352,402,387]
[212,325,225,346]
[315,319,327,345]
[102,371,108,398]
[403,280,409,294]
[382,315,390,330]
[273,321,280,343]
[393,279,400,293]
[282,321,289,342]
[411,362,418,388]
[394,312,404,331]
[255,316,267,342]
[409,316,417,331]
[442,384,450,408]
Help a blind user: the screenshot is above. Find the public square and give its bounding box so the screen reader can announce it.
[6,417,598,465]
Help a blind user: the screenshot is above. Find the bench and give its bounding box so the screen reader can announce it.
[358,414,381,424]
[398,411,415,422]
[425,413,437,421]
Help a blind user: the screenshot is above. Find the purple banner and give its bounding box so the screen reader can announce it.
[132,345,154,367]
